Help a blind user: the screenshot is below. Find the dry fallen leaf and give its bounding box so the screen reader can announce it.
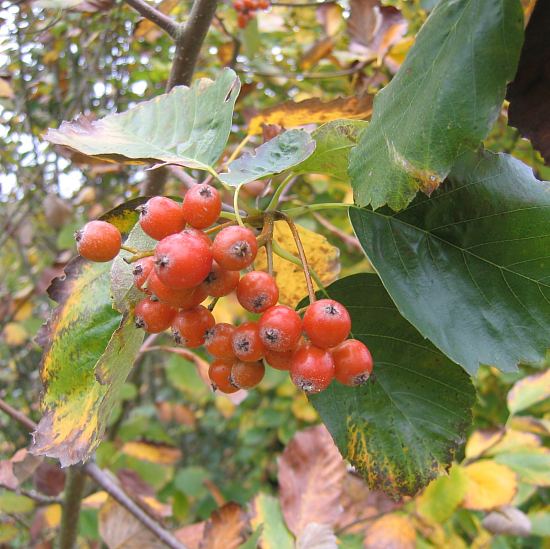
[247,96,372,135]
[296,523,337,549]
[200,502,251,549]
[0,77,14,99]
[363,514,416,549]
[174,521,206,549]
[278,425,346,536]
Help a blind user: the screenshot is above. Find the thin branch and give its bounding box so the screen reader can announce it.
[1,485,63,505]
[124,0,179,38]
[270,0,336,5]
[0,398,188,549]
[59,467,87,549]
[312,212,362,252]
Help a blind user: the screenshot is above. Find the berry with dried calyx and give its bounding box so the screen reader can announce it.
[138,196,185,241]
[212,225,258,271]
[148,271,207,309]
[258,305,302,352]
[303,299,351,349]
[289,343,335,394]
[205,323,236,359]
[236,271,279,313]
[172,305,215,348]
[154,231,212,289]
[264,348,295,371]
[135,297,177,333]
[132,256,154,292]
[182,184,222,229]
[331,339,373,386]
[232,321,264,362]
[209,360,239,394]
[200,260,240,298]
[230,360,265,389]
[75,220,121,262]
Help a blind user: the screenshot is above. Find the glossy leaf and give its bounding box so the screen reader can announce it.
[293,119,367,183]
[31,201,145,467]
[219,130,315,187]
[45,69,240,171]
[308,274,475,498]
[350,150,550,374]
[349,0,524,210]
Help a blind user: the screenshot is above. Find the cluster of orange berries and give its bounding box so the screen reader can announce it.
[233,0,269,29]
[75,184,374,394]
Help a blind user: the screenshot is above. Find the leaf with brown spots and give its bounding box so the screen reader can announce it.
[278,425,346,536]
[247,95,372,135]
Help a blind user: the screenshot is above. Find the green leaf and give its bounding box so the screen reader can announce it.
[493,449,550,486]
[350,150,550,374]
[251,493,294,549]
[507,369,550,415]
[219,130,315,187]
[44,69,240,172]
[308,273,475,498]
[293,119,367,183]
[0,491,35,514]
[348,0,524,210]
[111,220,156,313]
[31,201,145,467]
[528,508,550,537]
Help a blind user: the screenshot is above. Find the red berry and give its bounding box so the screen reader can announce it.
[258,0,269,9]
[233,0,244,9]
[230,360,265,389]
[154,231,212,289]
[182,184,222,229]
[212,226,258,271]
[181,227,212,248]
[135,297,177,333]
[244,0,255,8]
[138,196,185,241]
[264,348,295,371]
[132,256,155,292]
[209,360,239,394]
[200,260,240,297]
[236,271,279,313]
[75,220,121,262]
[331,339,373,386]
[303,299,351,349]
[237,13,247,27]
[258,305,302,352]
[232,321,264,362]
[290,343,334,394]
[147,271,206,309]
[205,323,236,359]
[172,305,215,348]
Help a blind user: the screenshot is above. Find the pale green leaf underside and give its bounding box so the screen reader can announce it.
[349,0,523,211]
[45,68,240,171]
[350,150,550,374]
[219,129,315,187]
[308,274,475,498]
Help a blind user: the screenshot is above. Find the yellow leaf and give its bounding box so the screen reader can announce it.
[82,491,109,508]
[462,461,517,510]
[364,514,416,549]
[121,441,182,465]
[43,503,62,528]
[0,78,14,99]
[255,221,340,307]
[13,301,33,321]
[2,323,28,346]
[385,36,415,72]
[299,37,334,70]
[247,96,372,135]
[134,0,179,41]
[465,428,504,460]
[291,393,318,423]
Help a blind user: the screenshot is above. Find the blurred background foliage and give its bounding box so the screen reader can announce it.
[0,0,548,547]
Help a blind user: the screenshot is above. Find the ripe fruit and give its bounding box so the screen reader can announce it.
[232,321,264,362]
[205,323,236,359]
[303,299,351,349]
[264,348,295,371]
[258,305,302,352]
[148,271,206,309]
[182,184,222,229]
[209,360,239,394]
[236,271,279,313]
[138,197,185,241]
[132,256,154,291]
[172,305,215,348]
[135,297,176,333]
[290,343,335,393]
[230,361,265,389]
[75,220,121,262]
[182,227,212,248]
[154,231,212,289]
[200,261,240,297]
[331,339,373,386]
[212,226,258,271]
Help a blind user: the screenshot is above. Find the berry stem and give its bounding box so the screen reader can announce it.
[205,220,236,235]
[282,202,355,217]
[233,183,246,227]
[207,297,219,311]
[225,134,252,167]
[123,250,155,264]
[266,239,273,276]
[266,174,294,211]
[121,244,139,254]
[255,211,275,247]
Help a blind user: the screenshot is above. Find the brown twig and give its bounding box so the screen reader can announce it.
[124,0,179,37]
[59,466,87,549]
[312,212,362,252]
[0,398,188,549]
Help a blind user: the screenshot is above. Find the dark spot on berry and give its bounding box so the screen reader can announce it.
[228,373,239,389]
[211,382,218,392]
[252,294,267,311]
[74,230,83,242]
[135,317,145,329]
[294,375,315,393]
[234,336,250,353]
[155,255,169,268]
[132,264,143,276]
[172,329,183,345]
[261,327,279,343]
[324,304,339,316]
[231,241,250,259]
[136,204,147,217]
[352,372,370,386]
[199,185,212,198]
[150,294,160,302]
[205,270,218,285]
[204,328,215,344]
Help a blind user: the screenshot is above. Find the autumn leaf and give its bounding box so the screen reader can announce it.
[464,429,505,461]
[461,461,517,510]
[507,369,550,415]
[200,502,251,549]
[278,425,346,536]
[363,514,416,549]
[247,95,372,135]
[0,78,14,99]
[121,441,182,465]
[134,0,179,41]
[0,450,42,491]
[250,493,294,549]
[255,221,340,307]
